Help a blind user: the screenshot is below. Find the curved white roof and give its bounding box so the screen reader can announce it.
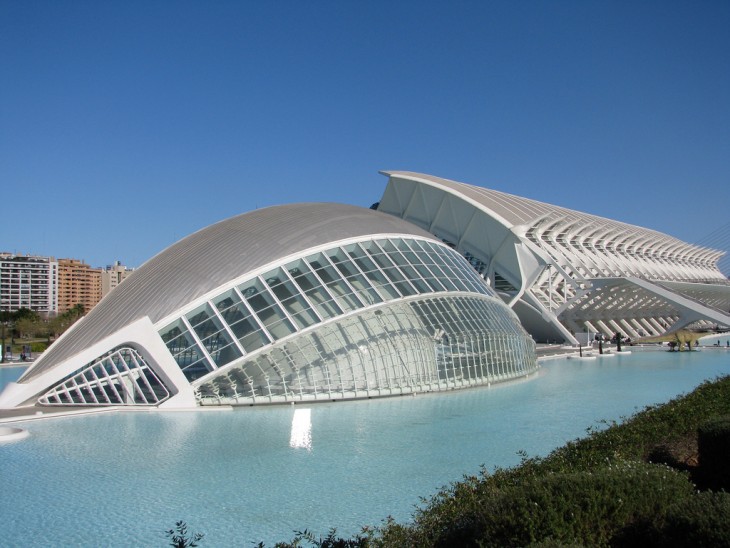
[22,203,435,382]
[378,171,730,343]
[382,171,725,269]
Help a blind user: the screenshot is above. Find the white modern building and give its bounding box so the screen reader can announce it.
[0,203,537,410]
[377,172,730,344]
[0,253,58,316]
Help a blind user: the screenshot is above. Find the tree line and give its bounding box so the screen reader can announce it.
[1,304,85,344]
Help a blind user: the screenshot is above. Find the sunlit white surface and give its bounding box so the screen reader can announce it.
[289,408,312,450]
[1,350,728,546]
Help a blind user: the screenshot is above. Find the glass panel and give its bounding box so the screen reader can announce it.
[213,289,246,324]
[240,277,296,340]
[159,319,211,375]
[187,303,219,340]
[416,241,459,291]
[213,288,270,352]
[307,253,363,311]
[399,240,447,292]
[345,243,401,300]
[327,248,383,306]
[431,244,471,292]
[181,357,214,381]
[367,240,416,296]
[264,267,320,329]
[380,239,431,294]
[287,259,342,319]
[184,303,242,366]
[160,319,190,352]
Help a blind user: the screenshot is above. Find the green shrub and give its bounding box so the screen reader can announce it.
[659,491,730,547]
[698,415,730,490]
[400,462,694,547]
[29,342,47,353]
[615,491,730,547]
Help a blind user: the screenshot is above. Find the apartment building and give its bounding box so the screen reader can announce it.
[0,253,58,316]
[57,259,102,314]
[101,261,135,298]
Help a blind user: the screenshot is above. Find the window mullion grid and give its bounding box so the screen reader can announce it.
[75,372,97,404]
[320,252,366,309]
[282,341,305,398]
[437,246,474,292]
[419,241,458,291]
[373,239,419,295]
[86,365,108,404]
[259,274,301,334]
[69,379,86,405]
[350,242,402,300]
[181,314,218,373]
[104,355,127,404]
[209,295,248,358]
[386,242,432,295]
[357,316,381,389]
[337,323,357,395]
[302,256,348,313]
[129,349,162,403]
[351,318,372,391]
[382,312,406,388]
[374,311,400,387]
[233,285,274,345]
[339,245,388,304]
[395,308,421,387]
[340,319,360,393]
[475,331,487,382]
[139,351,170,401]
[89,360,113,404]
[116,351,138,403]
[362,242,406,299]
[282,267,324,323]
[362,314,389,388]
[403,239,447,292]
[124,351,149,405]
[311,334,333,396]
[324,327,348,395]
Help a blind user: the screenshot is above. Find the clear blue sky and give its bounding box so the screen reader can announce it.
[2,1,729,269]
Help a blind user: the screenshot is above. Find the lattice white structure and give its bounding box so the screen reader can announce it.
[377,172,730,344]
[0,203,537,410]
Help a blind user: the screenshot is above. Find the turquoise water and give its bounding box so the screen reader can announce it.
[1,349,729,547]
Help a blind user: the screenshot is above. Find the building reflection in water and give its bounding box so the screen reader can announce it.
[289,408,312,450]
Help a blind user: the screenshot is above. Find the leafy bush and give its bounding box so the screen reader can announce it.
[615,491,730,547]
[29,342,47,353]
[401,462,693,547]
[658,491,730,546]
[697,415,730,490]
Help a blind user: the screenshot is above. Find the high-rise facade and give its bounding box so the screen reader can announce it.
[0,253,58,316]
[57,259,102,314]
[101,261,135,298]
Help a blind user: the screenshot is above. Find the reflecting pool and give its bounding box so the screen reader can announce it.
[1,349,728,547]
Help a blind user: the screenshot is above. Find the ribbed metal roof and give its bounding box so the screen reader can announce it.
[382,171,724,264]
[22,203,435,381]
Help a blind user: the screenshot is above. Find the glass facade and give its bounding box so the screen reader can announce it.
[197,295,536,405]
[157,236,536,405]
[38,347,170,406]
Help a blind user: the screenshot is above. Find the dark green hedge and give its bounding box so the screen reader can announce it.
[698,415,730,490]
[614,491,730,547]
[400,462,694,547]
